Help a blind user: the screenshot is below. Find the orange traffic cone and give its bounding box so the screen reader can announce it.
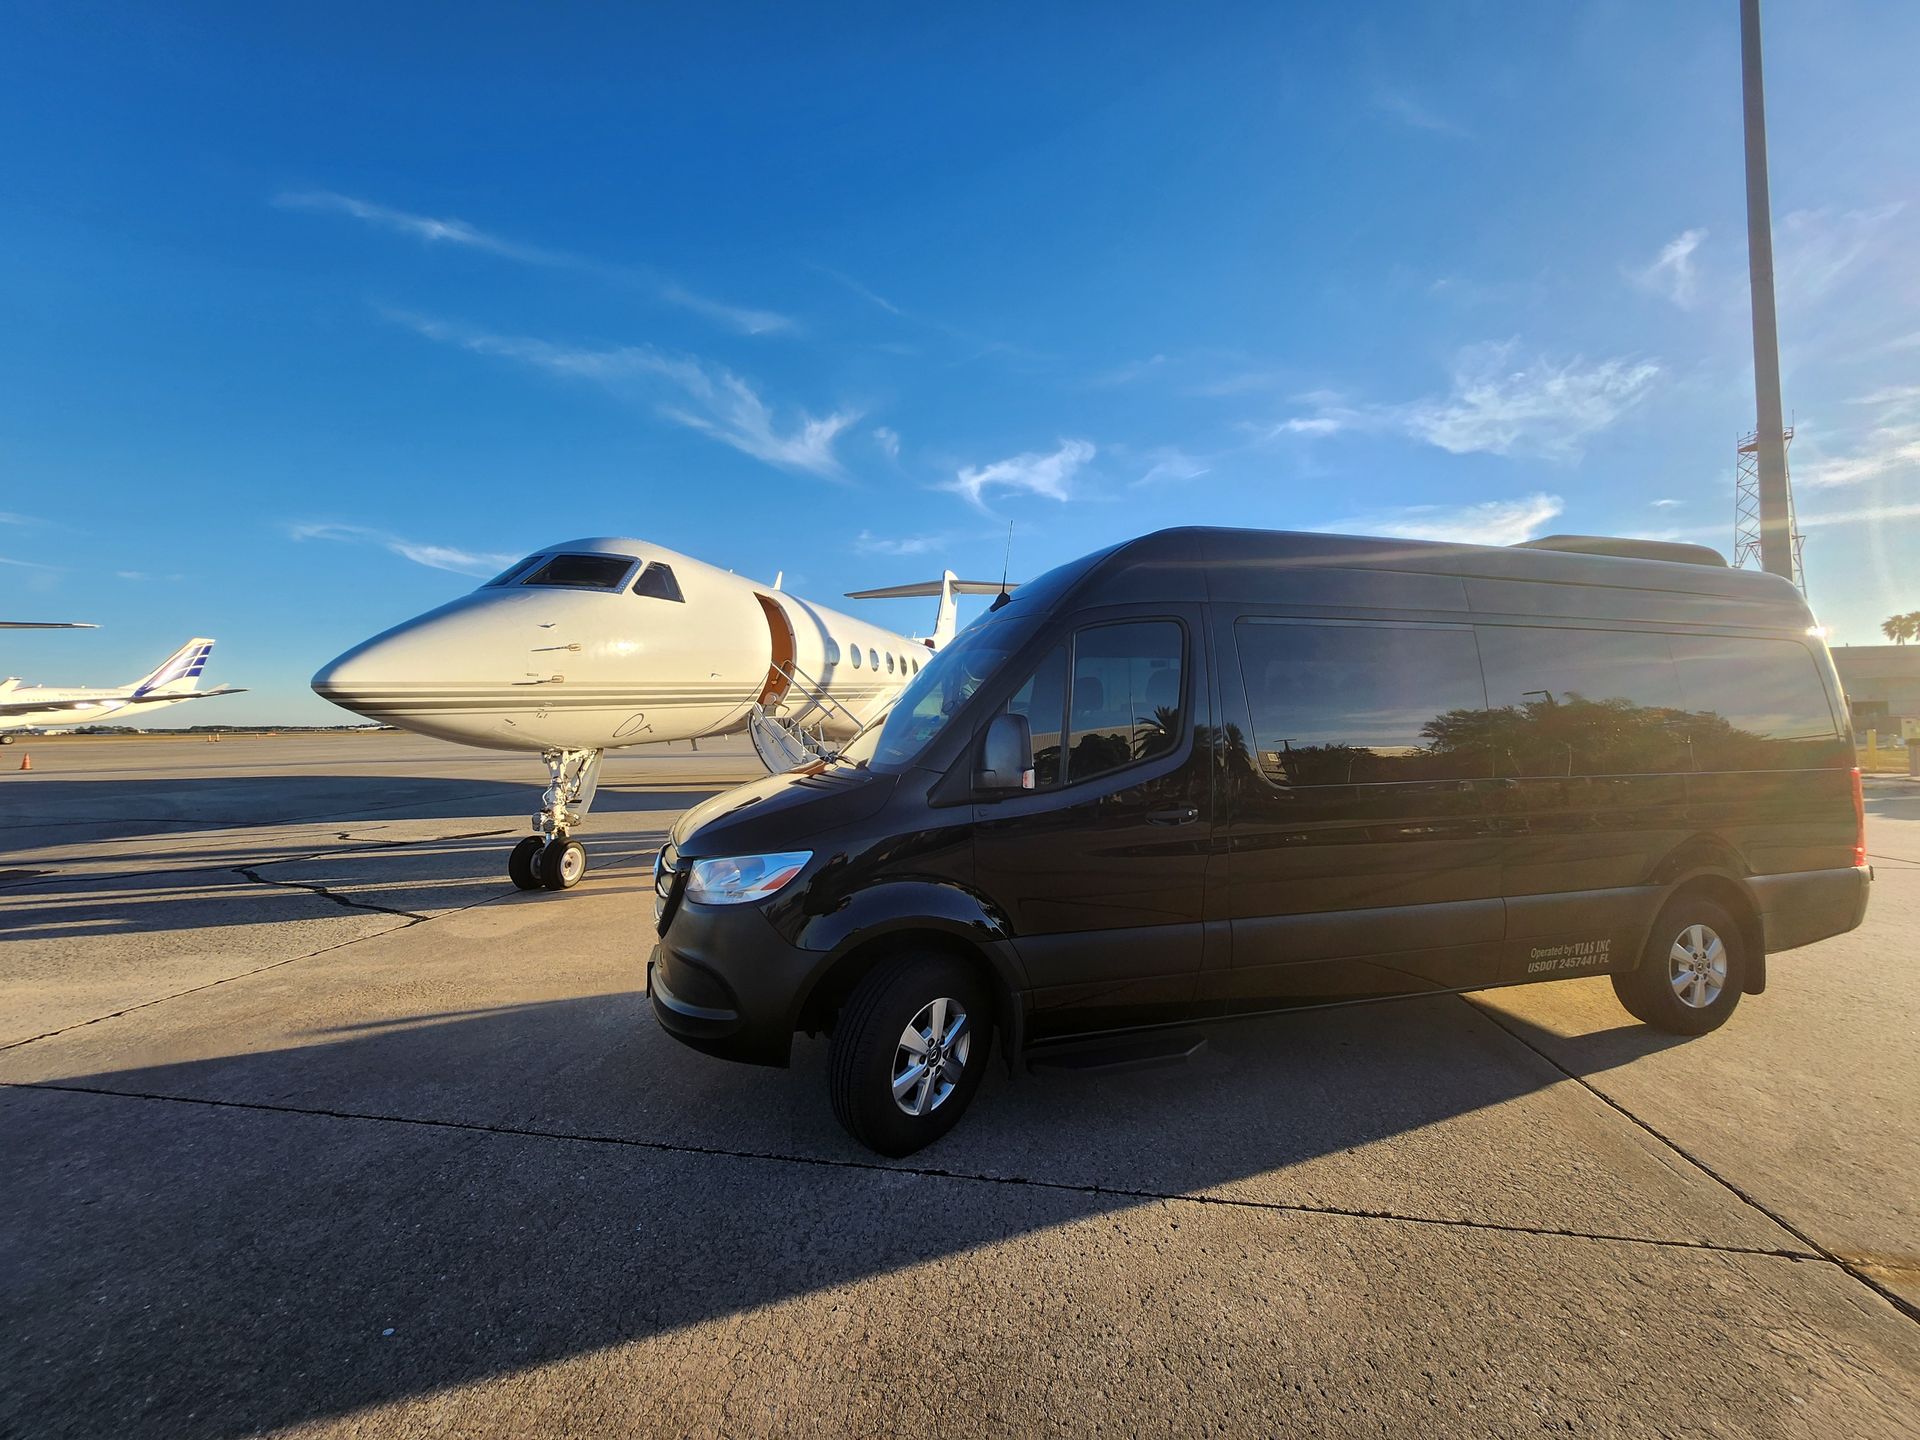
[18,752,30,771]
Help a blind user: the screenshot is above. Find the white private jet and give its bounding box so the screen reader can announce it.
[0,638,246,740]
[311,537,1007,892]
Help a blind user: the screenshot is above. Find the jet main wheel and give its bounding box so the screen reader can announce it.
[507,836,545,890]
[541,837,587,891]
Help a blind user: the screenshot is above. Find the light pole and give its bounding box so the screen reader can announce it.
[1740,0,1795,581]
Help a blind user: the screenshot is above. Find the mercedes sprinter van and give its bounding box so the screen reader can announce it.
[648,527,1870,1155]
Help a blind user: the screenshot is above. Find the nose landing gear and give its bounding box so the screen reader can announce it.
[507,747,603,892]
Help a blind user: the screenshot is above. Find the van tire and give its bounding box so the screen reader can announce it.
[829,952,993,1157]
[1613,895,1747,1036]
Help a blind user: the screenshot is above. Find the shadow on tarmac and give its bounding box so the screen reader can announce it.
[0,777,731,849]
[3,986,1697,1439]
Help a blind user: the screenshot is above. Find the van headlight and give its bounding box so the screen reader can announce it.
[684,851,812,905]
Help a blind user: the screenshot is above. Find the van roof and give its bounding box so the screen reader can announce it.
[1039,525,1812,628]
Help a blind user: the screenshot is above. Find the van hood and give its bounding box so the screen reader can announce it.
[670,764,897,857]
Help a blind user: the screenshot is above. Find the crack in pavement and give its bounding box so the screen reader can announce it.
[1,1079,1843,1267]
[1466,996,1920,1326]
[233,865,433,922]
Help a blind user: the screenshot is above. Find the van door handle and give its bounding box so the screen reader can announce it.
[1147,806,1200,826]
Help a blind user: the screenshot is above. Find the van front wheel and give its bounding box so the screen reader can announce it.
[829,953,993,1157]
[1613,896,1747,1036]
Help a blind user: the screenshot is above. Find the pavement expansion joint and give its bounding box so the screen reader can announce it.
[0,867,522,1054]
[2,1079,1853,1270]
[1467,996,1920,1326]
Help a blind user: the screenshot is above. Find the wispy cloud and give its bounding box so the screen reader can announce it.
[1801,384,1920,490]
[286,522,518,577]
[947,439,1095,508]
[1650,498,1682,509]
[811,264,906,318]
[1800,423,1920,489]
[1797,501,1920,529]
[1131,447,1211,487]
[0,512,44,527]
[1403,344,1659,459]
[658,284,795,337]
[1630,228,1707,308]
[872,426,902,461]
[1265,345,1659,462]
[1087,354,1171,389]
[1370,85,1469,137]
[854,530,947,557]
[1776,203,1904,301]
[1320,492,1565,547]
[280,189,795,336]
[393,312,857,479]
[276,190,567,265]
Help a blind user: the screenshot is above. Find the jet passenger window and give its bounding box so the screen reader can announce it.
[521,553,637,590]
[887,652,896,674]
[869,648,880,671]
[826,639,842,664]
[851,646,862,669]
[631,563,685,602]
[1065,621,1184,784]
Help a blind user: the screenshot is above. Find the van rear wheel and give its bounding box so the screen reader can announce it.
[829,953,993,1157]
[1613,896,1747,1036]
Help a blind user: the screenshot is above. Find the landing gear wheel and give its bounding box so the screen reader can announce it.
[1613,895,1747,1036]
[829,952,992,1157]
[540,837,587,891]
[507,836,545,890]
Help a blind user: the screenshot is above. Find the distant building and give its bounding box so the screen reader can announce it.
[1831,645,1920,735]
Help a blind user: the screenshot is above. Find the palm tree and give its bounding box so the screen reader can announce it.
[1882,612,1920,645]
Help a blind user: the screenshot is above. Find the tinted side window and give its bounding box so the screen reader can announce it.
[1669,635,1840,769]
[1476,626,1687,776]
[1066,621,1184,784]
[1004,644,1067,788]
[631,563,685,602]
[1235,621,1488,784]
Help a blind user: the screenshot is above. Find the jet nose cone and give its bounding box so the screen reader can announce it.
[311,630,430,718]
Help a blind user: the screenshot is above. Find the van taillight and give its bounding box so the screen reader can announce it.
[1851,766,1866,868]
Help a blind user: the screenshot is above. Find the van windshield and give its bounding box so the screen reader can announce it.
[838,615,1037,771]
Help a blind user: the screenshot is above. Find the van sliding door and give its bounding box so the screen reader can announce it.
[1208,616,1505,1010]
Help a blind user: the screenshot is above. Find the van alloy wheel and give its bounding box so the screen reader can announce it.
[830,953,993,1156]
[1668,923,1728,1009]
[892,997,971,1116]
[1613,894,1745,1036]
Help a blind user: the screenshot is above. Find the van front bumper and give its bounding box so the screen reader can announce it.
[646,901,824,1067]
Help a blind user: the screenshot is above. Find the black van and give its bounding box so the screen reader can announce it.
[647,527,1870,1155]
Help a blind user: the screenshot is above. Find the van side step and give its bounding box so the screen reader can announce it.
[1025,1029,1208,1075]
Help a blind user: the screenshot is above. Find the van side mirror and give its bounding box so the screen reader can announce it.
[975,711,1034,793]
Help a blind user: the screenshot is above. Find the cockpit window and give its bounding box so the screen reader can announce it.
[519,553,637,590]
[483,555,545,587]
[631,562,685,602]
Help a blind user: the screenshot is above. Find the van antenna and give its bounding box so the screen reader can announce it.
[990,522,1014,612]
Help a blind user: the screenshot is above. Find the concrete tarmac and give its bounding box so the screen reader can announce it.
[2,732,1916,1437]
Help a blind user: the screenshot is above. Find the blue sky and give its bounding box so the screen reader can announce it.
[2,2,1916,725]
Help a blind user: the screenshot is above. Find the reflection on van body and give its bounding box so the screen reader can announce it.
[646,528,1870,1155]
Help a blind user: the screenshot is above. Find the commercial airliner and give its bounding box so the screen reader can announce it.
[0,638,245,740]
[312,537,1006,892]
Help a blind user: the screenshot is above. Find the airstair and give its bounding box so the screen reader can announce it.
[746,660,887,773]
